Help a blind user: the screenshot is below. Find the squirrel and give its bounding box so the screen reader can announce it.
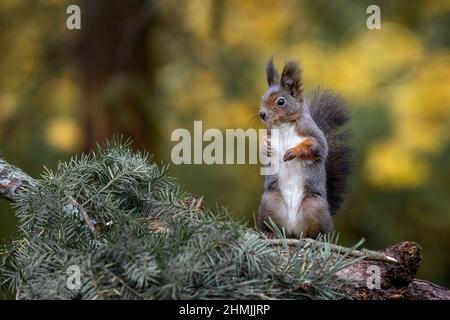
[258,58,352,239]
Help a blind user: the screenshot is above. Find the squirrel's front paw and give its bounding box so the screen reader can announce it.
[260,136,273,157]
[283,139,317,162]
[283,148,298,162]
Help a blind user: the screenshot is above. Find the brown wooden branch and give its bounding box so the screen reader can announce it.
[265,238,398,263]
[268,238,450,300]
[1,154,449,299]
[0,154,36,201]
[337,241,450,299]
[71,198,98,235]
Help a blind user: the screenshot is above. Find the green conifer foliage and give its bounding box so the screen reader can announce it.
[0,138,360,299]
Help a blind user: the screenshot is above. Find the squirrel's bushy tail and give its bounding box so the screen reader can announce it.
[309,89,353,215]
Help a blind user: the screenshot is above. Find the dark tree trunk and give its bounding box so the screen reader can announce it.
[75,0,160,152]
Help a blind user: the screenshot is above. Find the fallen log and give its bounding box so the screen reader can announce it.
[338,241,450,299]
[266,238,450,300]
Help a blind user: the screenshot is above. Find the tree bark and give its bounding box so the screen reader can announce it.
[1,154,449,300]
[266,238,450,299]
[0,153,36,201]
[337,241,450,300]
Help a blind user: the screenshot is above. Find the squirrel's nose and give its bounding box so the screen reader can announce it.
[259,111,266,120]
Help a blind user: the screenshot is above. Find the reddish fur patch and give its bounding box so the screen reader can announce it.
[261,88,299,124]
[287,138,317,160]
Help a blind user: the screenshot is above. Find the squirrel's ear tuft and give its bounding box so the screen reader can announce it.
[281,60,303,102]
[266,57,280,87]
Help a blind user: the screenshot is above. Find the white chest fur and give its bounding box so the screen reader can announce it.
[271,124,306,224]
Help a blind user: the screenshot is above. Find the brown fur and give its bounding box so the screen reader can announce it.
[282,137,318,162]
[299,197,333,238]
[258,58,352,238]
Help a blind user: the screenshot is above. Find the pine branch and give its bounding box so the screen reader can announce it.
[0,154,97,233]
[1,141,449,300]
[0,155,36,201]
[265,238,398,263]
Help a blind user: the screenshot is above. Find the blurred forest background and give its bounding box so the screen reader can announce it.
[0,0,449,292]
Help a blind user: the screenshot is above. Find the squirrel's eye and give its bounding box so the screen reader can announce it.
[276,97,285,106]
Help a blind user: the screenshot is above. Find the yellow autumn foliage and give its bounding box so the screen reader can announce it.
[45,117,82,152]
[366,54,450,188]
